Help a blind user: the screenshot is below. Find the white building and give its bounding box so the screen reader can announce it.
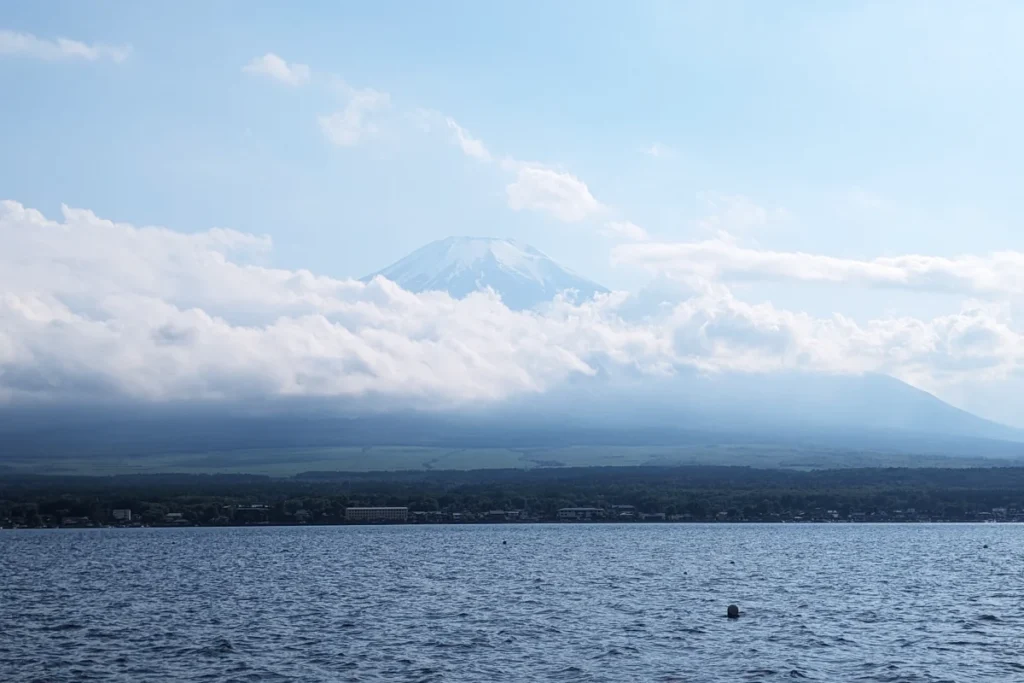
[112,509,132,522]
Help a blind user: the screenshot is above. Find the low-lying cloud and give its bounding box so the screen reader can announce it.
[2,201,1022,409]
[615,238,1024,297]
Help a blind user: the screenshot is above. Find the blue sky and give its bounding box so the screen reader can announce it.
[3,1,1024,423]
[6,1,1024,281]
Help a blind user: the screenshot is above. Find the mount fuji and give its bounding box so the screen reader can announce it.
[6,238,1020,470]
[362,237,608,310]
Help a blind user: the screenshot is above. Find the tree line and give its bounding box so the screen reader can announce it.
[4,465,1024,525]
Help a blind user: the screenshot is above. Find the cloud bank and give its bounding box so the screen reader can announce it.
[614,238,1024,297]
[2,201,1022,409]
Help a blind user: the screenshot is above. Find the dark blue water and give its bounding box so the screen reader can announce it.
[2,524,1023,682]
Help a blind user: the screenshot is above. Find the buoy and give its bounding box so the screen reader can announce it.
[727,605,740,619]
[984,544,989,549]
[503,540,507,545]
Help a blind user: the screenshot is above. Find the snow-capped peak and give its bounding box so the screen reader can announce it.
[362,236,608,309]
[386,237,549,286]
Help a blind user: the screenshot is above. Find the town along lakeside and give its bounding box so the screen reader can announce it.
[6,465,1024,528]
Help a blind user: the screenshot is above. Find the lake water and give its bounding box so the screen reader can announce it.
[2,524,1023,682]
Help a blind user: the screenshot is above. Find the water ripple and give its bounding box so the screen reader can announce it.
[2,524,1022,681]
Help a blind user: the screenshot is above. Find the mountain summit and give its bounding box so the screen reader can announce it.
[363,237,608,309]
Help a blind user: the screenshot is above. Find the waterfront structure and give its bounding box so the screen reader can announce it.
[234,505,270,524]
[557,507,604,521]
[345,507,409,522]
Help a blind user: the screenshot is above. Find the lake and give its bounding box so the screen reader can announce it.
[2,524,1022,682]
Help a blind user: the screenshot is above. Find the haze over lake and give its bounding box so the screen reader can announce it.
[4,524,1022,682]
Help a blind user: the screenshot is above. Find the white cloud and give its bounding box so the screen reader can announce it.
[445,117,491,161]
[660,283,1024,384]
[2,201,1022,408]
[0,201,653,404]
[0,29,130,63]
[242,52,310,86]
[505,165,604,223]
[602,221,649,242]
[409,110,491,160]
[614,238,1024,297]
[318,87,391,147]
[409,109,619,231]
[411,111,617,228]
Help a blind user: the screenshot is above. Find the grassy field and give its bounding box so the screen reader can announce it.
[2,443,1015,476]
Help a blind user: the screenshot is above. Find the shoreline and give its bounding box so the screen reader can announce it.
[5,519,1021,530]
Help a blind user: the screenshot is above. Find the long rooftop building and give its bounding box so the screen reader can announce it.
[345,507,408,522]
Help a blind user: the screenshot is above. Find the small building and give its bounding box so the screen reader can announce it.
[163,513,189,525]
[112,509,132,523]
[234,505,270,523]
[486,510,521,521]
[345,507,408,522]
[412,511,447,523]
[557,507,603,521]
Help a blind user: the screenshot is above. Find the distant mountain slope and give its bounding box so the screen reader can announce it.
[497,371,1024,444]
[2,372,1020,466]
[362,236,608,309]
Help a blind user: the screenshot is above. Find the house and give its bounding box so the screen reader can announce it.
[412,511,447,523]
[112,509,132,523]
[234,505,270,523]
[557,507,603,521]
[486,510,522,521]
